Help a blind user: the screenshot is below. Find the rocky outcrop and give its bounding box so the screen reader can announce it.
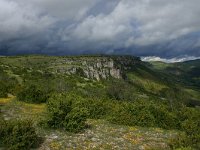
[50,56,140,80]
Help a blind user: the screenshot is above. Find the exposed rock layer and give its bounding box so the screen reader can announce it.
[51,56,141,80]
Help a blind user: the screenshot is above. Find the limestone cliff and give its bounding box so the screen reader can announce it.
[50,56,141,80]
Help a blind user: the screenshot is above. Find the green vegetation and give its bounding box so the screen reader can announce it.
[0,81,8,98]
[0,67,20,98]
[0,55,199,149]
[45,94,88,133]
[0,119,40,150]
[46,92,200,149]
[106,80,136,101]
[17,85,48,103]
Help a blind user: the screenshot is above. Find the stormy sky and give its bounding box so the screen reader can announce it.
[0,0,200,58]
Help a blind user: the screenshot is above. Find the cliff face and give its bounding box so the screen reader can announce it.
[50,56,141,80]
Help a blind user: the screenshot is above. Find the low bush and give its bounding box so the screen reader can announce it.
[168,133,191,150]
[177,107,200,149]
[106,80,135,101]
[0,81,8,98]
[79,98,113,119]
[0,119,40,150]
[108,100,178,129]
[0,90,7,98]
[46,93,88,133]
[17,85,48,103]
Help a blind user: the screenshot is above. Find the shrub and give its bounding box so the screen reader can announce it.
[181,119,200,147]
[146,103,178,129]
[108,100,178,129]
[79,98,112,119]
[0,81,8,98]
[0,119,40,150]
[63,107,88,132]
[167,106,200,149]
[107,102,135,125]
[17,85,48,103]
[168,133,191,150]
[179,107,200,148]
[106,80,135,101]
[0,90,7,98]
[46,94,88,133]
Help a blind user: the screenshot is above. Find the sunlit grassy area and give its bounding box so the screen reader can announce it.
[128,73,168,93]
[184,88,200,100]
[0,95,14,105]
[0,97,46,120]
[149,61,171,70]
[0,98,12,105]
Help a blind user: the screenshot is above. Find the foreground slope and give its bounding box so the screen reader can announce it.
[0,97,178,150]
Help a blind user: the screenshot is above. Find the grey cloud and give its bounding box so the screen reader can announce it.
[69,0,200,47]
[0,0,54,41]
[0,0,200,57]
[13,0,99,20]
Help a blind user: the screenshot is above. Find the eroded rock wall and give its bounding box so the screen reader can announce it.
[51,56,140,80]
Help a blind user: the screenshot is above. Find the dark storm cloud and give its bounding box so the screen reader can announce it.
[0,0,200,57]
